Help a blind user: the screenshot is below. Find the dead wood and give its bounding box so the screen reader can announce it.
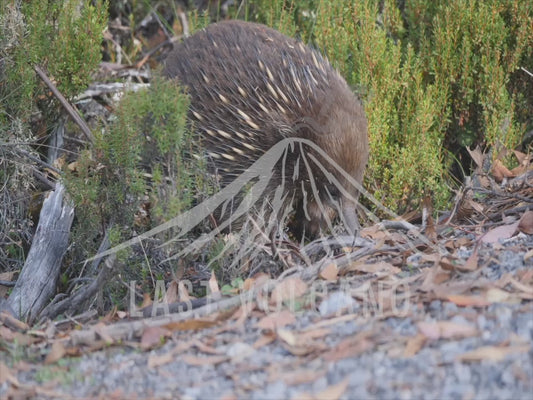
[7,183,74,323]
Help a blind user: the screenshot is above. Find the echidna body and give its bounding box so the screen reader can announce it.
[164,20,368,237]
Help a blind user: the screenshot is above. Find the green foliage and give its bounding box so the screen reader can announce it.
[65,75,200,249]
[1,0,108,117]
[0,1,107,270]
[245,0,532,214]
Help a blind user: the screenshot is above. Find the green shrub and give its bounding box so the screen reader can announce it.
[64,75,202,252]
[1,0,107,117]
[244,0,532,215]
[0,0,107,270]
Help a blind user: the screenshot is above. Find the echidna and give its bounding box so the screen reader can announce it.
[163,20,368,238]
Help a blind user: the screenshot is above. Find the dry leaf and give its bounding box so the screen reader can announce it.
[512,150,529,165]
[299,328,331,342]
[182,354,229,366]
[209,270,220,295]
[94,322,114,344]
[178,280,191,302]
[440,257,459,271]
[253,332,276,349]
[271,277,307,304]
[323,331,374,362]
[507,277,533,296]
[165,280,179,303]
[0,271,16,283]
[458,345,530,362]
[277,329,327,356]
[44,341,66,364]
[283,369,326,386]
[148,352,174,368]
[404,334,427,357]
[492,159,514,182]
[467,146,484,169]
[320,263,338,281]
[347,261,399,274]
[163,319,218,332]
[0,362,16,385]
[315,377,350,400]
[457,247,479,271]
[518,211,533,235]
[0,312,29,331]
[447,294,490,307]
[277,328,297,346]
[141,292,152,308]
[417,321,478,340]
[140,326,170,349]
[481,221,519,244]
[256,310,296,330]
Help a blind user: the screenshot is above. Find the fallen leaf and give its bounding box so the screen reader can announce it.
[148,352,174,368]
[163,319,218,332]
[417,321,478,340]
[480,221,519,244]
[94,322,114,344]
[178,281,191,302]
[0,361,20,387]
[0,271,16,283]
[165,281,179,304]
[140,326,170,349]
[253,332,276,349]
[458,345,530,362]
[467,146,484,169]
[512,149,530,166]
[404,334,426,357]
[182,354,229,366]
[320,263,338,281]
[457,247,479,271]
[0,362,14,385]
[141,292,152,308]
[492,159,514,182]
[44,341,66,364]
[485,288,516,303]
[524,249,533,262]
[277,329,327,356]
[518,211,533,234]
[440,257,459,271]
[277,328,297,346]
[323,331,374,361]
[256,310,296,330]
[271,277,307,304]
[191,338,223,355]
[0,312,29,331]
[507,277,533,296]
[282,369,326,386]
[314,377,350,400]
[209,270,220,295]
[447,294,490,307]
[346,261,399,274]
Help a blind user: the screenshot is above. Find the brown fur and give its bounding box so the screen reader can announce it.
[163,20,368,237]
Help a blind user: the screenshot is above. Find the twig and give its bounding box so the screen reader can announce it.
[34,65,94,143]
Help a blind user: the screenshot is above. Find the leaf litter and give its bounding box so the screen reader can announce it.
[1,138,532,399]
